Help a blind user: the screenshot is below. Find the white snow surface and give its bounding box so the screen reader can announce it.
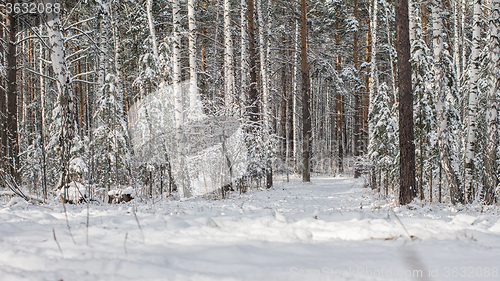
[1,176,500,281]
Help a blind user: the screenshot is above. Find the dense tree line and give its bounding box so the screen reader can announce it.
[0,0,498,205]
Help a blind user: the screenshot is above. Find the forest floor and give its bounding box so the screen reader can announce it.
[1,176,500,281]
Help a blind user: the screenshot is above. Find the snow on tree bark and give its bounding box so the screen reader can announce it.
[257,0,268,127]
[6,0,18,182]
[464,0,482,203]
[432,0,464,204]
[188,0,203,120]
[45,0,78,190]
[172,0,192,198]
[240,0,248,113]
[301,0,311,182]
[293,21,299,171]
[224,0,235,114]
[483,0,500,204]
[396,0,416,205]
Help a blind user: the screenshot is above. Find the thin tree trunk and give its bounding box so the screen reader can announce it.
[429,169,433,203]
[172,0,192,198]
[246,0,259,125]
[397,0,416,205]
[293,20,299,172]
[257,0,268,127]
[385,4,397,101]
[301,0,311,182]
[464,0,482,203]
[335,13,344,174]
[454,0,461,83]
[0,13,6,172]
[240,0,248,113]
[188,0,203,119]
[353,0,361,179]
[146,0,159,60]
[45,0,77,190]
[224,0,235,113]
[6,0,18,181]
[483,0,500,204]
[38,27,48,199]
[433,0,463,204]
[369,0,379,179]
[462,0,467,78]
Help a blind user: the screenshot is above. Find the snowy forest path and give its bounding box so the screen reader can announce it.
[0,176,500,280]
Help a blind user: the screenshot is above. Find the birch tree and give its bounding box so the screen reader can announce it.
[44,0,82,192]
[464,0,482,203]
[483,0,500,204]
[240,0,248,112]
[172,0,192,198]
[432,0,464,204]
[188,0,203,119]
[224,0,235,114]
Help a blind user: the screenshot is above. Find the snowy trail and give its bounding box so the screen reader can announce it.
[1,177,500,280]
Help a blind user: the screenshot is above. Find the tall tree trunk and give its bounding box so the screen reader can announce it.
[301,0,311,182]
[363,8,371,155]
[464,0,482,203]
[257,0,272,188]
[385,3,397,101]
[369,0,379,187]
[6,0,18,181]
[397,0,416,205]
[188,0,203,119]
[353,0,361,178]
[257,0,268,127]
[146,0,159,60]
[0,13,6,172]
[45,0,77,189]
[224,0,235,113]
[335,13,344,174]
[240,0,248,113]
[483,0,500,204]
[433,0,464,204]
[172,0,192,198]
[293,20,299,171]
[246,0,259,125]
[112,0,125,117]
[462,0,467,78]
[454,0,461,83]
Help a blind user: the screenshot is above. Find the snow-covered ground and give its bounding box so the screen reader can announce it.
[1,176,500,281]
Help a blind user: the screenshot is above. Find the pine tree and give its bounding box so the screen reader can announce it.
[412,10,437,201]
[368,83,398,193]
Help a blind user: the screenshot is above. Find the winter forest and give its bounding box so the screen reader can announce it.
[2,0,499,206]
[1,0,500,280]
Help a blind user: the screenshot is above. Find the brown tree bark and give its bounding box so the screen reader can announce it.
[335,13,344,174]
[0,14,5,170]
[363,15,371,155]
[396,0,416,205]
[353,0,361,178]
[6,0,19,181]
[246,0,259,126]
[301,0,311,182]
